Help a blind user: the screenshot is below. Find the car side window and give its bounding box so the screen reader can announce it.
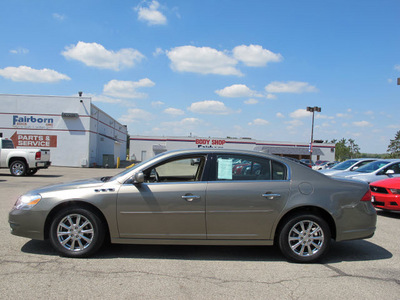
[385,163,400,174]
[215,155,287,181]
[144,156,206,183]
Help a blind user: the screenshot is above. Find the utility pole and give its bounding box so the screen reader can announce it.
[306,106,321,161]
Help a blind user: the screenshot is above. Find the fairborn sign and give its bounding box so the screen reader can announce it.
[12,115,54,128]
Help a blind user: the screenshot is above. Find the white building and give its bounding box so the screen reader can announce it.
[0,94,127,167]
[129,136,335,162]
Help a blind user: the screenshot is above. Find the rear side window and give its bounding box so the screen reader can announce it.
[215,154,287,181]
[2,140,14,149]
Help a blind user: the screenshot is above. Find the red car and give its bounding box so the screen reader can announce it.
[370,177,400,211]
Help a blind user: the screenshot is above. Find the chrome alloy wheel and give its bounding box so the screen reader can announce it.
[11,162,25,176]
[57,214,94,252]
[288,220,324,257]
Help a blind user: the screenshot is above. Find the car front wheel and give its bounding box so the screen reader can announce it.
[49,208,105,258]
[278,214,331,263]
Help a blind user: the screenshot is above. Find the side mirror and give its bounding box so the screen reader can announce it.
[351,166,359,171]
[386,169,395,176]
[133,171,144,184]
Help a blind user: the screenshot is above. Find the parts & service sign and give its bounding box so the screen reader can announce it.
[11,132,57,148]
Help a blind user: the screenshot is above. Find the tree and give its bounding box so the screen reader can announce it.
[328,138,360,161]
[348,139,360,158]
[387,130,400,158]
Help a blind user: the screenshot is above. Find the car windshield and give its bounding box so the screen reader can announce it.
[108,151,169,181]
[331,160,357,170]
[355,161,390,173]
[108,160,148,181]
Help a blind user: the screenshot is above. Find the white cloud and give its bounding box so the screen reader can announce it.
[155,118,204,135]
[164,107,184,115]
[244,98,258,105]
[276,112,285,118]
[266,94,277,99]
[188,100,233,115]
[394,65,400,71]
[388,124,400,129]
[151,101,164,108]
[153,47,164,56]
[52,13,66,21]
[233,44,283,67]
[0,66,70,83]
[9,48,29,55]
[215,84,258,97]
[353,121,372,127]
[135,0,167,25]
[316,114,333,120]
[248,118,269,126]
[91,94,124,104]
[290,109,311,118]
[103,78,155,98]
[336,113,348,118]
[167,46,242,76]
[119,108,153,123]
[265,81,318,93]
[62,41,145,71]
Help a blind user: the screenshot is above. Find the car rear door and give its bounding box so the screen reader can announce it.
[205,154,291,240]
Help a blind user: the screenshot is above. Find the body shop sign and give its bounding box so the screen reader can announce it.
[195,139,226,148]
[11,132,57,148]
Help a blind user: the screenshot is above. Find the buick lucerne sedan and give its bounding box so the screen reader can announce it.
[9,149,377,263]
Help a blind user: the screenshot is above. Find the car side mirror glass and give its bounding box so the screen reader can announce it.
[133,171,144,184]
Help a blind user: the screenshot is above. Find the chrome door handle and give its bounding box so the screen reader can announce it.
[262,193,281,200]
[182,195,200,202]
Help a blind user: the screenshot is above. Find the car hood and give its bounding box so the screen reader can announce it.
[370,177,400,187]
[319,169,347,176]
[331,171,356,178]
[27,177,107,195]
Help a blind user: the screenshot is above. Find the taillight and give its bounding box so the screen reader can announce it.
[361,190,371,202]
[35,151,41,160]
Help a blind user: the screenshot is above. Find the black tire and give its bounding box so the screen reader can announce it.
[278,214,331,263]
[26,168,38,176]
[49,207,105,258]
[10,160,27,176]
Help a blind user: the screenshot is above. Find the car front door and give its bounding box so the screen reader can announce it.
[206,154,291,240]
[375,162,400,181]
[116,155,208,239]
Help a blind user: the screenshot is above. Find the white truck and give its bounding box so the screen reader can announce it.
[0,138,51,176]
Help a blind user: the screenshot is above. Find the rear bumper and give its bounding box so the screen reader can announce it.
[35,161,51,169]
[336,202,377,241]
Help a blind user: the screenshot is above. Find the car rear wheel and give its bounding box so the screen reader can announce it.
[278,214,331,263]
[10,160,27,176]
[49,208,105,258]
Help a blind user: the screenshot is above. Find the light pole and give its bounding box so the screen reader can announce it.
[306,106,321,161]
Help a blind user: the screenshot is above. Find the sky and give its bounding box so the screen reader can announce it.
[0,0,399,154]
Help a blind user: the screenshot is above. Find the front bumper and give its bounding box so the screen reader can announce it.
[372,193,400,211]
[8,208,47,240]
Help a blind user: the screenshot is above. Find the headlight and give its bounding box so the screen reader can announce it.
[389,188,400,194]
[14,194,42,210]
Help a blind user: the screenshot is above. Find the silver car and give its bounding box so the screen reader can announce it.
[9,149,376,263]
[319,158,377,176]
[332,159,400,183]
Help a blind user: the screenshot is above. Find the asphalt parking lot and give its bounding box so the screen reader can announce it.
[1,166,399,299]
